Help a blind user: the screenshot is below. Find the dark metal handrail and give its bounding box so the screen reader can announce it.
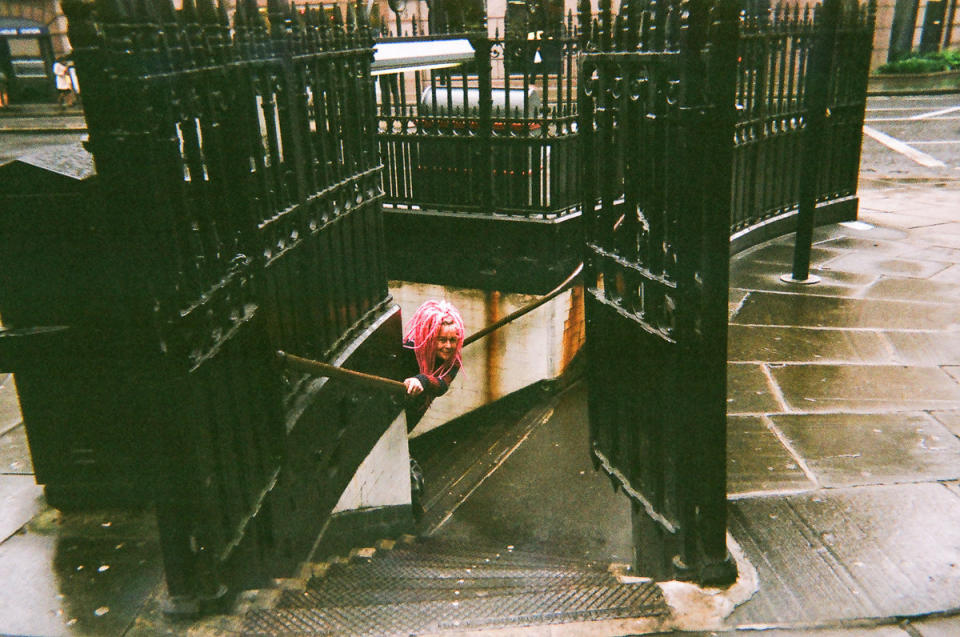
[463,262,583,346]
[277,351,408,394]
[278,261,584,384]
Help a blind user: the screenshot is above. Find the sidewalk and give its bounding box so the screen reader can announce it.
[2,118,960,632]
[0,103,86,133]
[2,179,958,636]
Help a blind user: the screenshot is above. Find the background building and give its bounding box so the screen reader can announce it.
[0,0,69,103]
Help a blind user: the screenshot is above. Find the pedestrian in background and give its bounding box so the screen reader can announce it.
[53,58,74,108]
[0,70,8,108]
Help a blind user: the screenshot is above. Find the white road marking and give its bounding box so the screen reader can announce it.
[862,125,947,168]
[865,115,960,122]
[910,105,960,120]
[866,106,945,112]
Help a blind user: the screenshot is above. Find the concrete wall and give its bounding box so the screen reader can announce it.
[390,280,585,438]
[333,413,412,512]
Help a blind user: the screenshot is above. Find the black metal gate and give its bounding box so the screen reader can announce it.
[579,0,739,585]
[43,0,400,613]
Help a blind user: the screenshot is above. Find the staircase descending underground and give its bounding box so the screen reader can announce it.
[239,536,667,635]
[224,384,670,636]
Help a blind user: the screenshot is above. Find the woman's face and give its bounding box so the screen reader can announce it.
[435,323,460,362]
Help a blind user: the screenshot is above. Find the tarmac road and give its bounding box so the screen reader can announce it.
[860,93,960,181]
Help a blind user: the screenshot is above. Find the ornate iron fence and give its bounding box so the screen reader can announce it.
[731,0,876,232]
[580,0,873,584]
[61,0,397,611]
[580,0,740,585]
[374,0,873,232]
[375,16,582,218]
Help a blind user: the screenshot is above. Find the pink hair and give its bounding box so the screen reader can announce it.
[403,300,464,379]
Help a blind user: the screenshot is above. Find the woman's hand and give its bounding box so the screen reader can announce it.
[404,377,424,396]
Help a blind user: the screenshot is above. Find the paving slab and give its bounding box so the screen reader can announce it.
[735,243,845,268]
[723,628,908,637]
[0,508,164,637]
[727,483,960,627]
[820,252,952,279]
[930,409,960,437]
[769,364,960,412]
[897,242,960,264]
[814,235,907,255]
[930,263,960,283]
[732,290,960,331]
[0,375,22,435]
[729,268,879,298]
[913,614,960,637]
[0,475,44,543]
[727,363,784,414]
[0,423,33,474]
[769,412,960,487]
[727,325,890,364]
[727,415,814,496]
[862,276,960,302]
[883,331,960,365]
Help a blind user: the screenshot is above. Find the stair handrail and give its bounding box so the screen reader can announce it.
[277,262,584,385]
[463,262,583,346]
[277,351,408,394]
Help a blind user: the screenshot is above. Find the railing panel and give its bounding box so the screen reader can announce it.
[62,0,395,610]
[375,21,582,219]
[732,0,875,232]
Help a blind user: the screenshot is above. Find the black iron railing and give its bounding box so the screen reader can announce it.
[731,0,876,232]
[374,0,874,234]
[61,0,395,612]
[375,15,583,218]
[579,0,874,586]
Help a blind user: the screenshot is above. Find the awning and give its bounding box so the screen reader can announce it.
[371,38,474,75]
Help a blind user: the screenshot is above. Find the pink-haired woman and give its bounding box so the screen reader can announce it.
[401,300,465,430]
[400,300,465,520]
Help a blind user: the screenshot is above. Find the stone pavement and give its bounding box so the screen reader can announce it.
[2,147,960,633]
[719,178,960,635]
[0,103,87,133]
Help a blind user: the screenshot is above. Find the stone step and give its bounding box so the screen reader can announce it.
[245,581,665,635]
[379,537,612,570]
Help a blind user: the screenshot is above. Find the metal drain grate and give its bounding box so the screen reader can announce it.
[244,539,667,635]
[245,582,666,635]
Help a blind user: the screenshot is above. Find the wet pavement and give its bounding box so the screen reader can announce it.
[1,107,960,635]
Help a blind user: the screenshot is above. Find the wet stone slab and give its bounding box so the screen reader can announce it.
[0,375,22,435]
[0,508,163,637]
[732,290,960,331]
[735,242,843,268]
[769,363,960,412]
[0,475,44,543]
[863,276,960,302]
[727,364,783,415]
[726,415,813,496]
[729,262,878,298]
[899,243,960,264]
[912,615,960,637]
[728,483,960,626]
[931,264,960,284]
[769,412,960,487]
[0,423,33,475]
[911,226,960,249]
[884,331,960,366]
[727,325,890,364]
[930,410,960,437]
[821,252,951,279]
